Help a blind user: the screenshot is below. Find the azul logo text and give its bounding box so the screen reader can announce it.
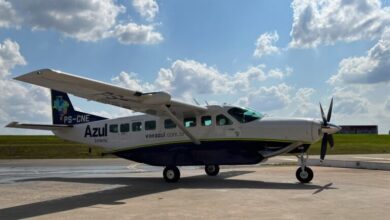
[84,124,107,138]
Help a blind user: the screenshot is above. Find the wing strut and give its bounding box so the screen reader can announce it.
[161,105,201,145]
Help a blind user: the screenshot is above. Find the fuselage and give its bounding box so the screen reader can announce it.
[53,105,324,166]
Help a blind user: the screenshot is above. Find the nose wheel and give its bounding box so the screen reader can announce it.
[296,152,314,183]
[296,166,313,183]
[163,166,180,182]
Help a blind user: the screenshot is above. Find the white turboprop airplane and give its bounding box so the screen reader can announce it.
[7,69,341,183]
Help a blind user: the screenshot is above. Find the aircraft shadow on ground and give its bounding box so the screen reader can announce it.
[0,171,336,219]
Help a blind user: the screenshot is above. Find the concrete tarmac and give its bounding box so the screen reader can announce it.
[0,158,389,220]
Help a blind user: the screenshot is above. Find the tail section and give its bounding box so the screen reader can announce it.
[51,90,106,125]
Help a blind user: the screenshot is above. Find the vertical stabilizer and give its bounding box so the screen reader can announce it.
[51,90,106,125]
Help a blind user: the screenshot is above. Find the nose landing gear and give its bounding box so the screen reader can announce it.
[296,152,313,183]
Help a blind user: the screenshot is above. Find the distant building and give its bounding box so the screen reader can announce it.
[339,125,378,134]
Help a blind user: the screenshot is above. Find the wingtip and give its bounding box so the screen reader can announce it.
[13,68,53,81]
[5,121,19,128]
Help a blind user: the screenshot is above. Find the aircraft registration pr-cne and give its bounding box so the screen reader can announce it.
[7,69,341,183]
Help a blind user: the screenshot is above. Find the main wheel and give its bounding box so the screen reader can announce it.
[205,165,220,176]
[163,166,180,183]
[296,167,314,183]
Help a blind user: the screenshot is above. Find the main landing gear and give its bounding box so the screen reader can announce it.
[296,152,314,184]
[205,165,220,176]
[163,166,180,183]
[163,164,221,183]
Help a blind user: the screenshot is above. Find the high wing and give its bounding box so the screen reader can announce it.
[15,69,207,144]
[15,69,207,117]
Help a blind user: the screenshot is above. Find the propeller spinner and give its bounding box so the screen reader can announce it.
[319,98,341,161]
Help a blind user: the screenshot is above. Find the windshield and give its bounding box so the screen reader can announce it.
[227,107,263,123]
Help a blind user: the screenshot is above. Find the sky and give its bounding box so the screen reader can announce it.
[0,0,389,134]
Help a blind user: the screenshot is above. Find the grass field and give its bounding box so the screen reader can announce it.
[308,134,390,154]
[0,134,389,159]
[0,136,108,159]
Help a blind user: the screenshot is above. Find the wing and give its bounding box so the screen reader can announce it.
[14,69,207,117]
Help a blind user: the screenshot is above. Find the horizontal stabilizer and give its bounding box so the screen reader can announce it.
[6,122,73,131]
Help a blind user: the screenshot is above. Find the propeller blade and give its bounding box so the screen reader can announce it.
[327,98,333,122]
[320,103,327,126]
[328,134,334,149]
[320,133,328,160]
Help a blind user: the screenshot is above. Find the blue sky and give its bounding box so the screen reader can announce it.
[0,0,389,134]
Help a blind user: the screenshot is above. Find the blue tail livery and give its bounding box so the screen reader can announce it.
[51,89,106,125]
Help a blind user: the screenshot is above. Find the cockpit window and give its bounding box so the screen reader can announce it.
[227,107,263,123]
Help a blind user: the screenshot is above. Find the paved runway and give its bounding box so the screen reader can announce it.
[0,157,389,219]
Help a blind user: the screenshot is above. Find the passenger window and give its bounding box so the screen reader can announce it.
[132,122,142,132]
[201,116,212,126]
[216,114,233,126]
[109,124,118,133]
[164,119,176,129]
[184,117,196,128]
[145,120,156,130]
[120,123,130,132]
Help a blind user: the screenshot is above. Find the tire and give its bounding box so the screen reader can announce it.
[296,166,314,183]
[205,165,220,176]
[163,166,180,183]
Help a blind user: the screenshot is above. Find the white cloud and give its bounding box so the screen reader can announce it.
[132,0,159,21]
[329,30,390,84]
[0,39,26,77]
[253,31,280,58]
[0,0,164,45]
[154,61,290,98]
[332,86,369,114]
[290,0,390,48]
[111,59,230,102]
[292,87,318,117]
[243,84,292,111]
[0,80,51,123]
[0,0,19,28]
[111,60,292,107]
[287,0,390,132]
[0,39,51,134]
[385,99,390,112]
[10,0,125,42]
[112,23,163,44]
[328,83,390,133]
[111,71,155,91]
[233,65,267,90]
[267,67,292,80]
[155,60,229,97]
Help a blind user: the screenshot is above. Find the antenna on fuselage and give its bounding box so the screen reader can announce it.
[193,98,200,106]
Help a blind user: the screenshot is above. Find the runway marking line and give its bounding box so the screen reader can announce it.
[278,158,296,161]
[353,156,390,161]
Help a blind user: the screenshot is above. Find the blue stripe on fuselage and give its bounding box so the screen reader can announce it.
[113,140,303,166]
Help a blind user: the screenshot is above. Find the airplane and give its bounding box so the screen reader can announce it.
[6,69,341,183]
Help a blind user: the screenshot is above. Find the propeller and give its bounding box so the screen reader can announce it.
[319,98,336,161]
